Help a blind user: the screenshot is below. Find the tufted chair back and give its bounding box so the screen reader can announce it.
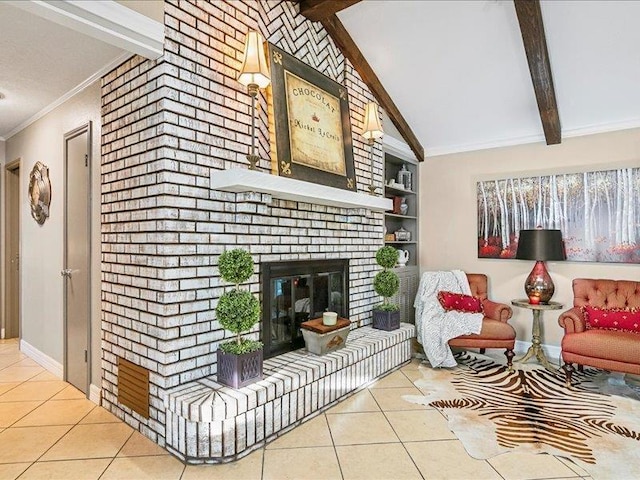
[466,274,488,301]
[572,278,640,310]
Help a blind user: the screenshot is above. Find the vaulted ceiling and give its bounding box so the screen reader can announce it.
[2,0,639,158]
[337,0,640,157]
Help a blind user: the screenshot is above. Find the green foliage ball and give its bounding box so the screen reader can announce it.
[219,249,255,284]
[376,246,399,269]
[374,270,400,299]
[376,302,400,312]
[216,289,260,335]
[219,339,263,355]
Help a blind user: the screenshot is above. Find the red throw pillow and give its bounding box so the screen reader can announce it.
[583,306,640,334]
[438,291,483,313]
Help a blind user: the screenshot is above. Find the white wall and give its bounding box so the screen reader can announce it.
[115,0,164,23]
[5,82,102,384]
[420,127,640,349]
[0,140,5,337]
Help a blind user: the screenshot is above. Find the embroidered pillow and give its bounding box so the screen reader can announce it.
[438,291,483,313]
[583,306,640,334]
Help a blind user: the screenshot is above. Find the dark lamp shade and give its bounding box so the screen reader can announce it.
[515,229,566,261]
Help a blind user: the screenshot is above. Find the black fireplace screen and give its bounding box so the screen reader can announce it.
[261,259,349,358]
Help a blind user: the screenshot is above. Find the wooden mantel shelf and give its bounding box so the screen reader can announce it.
[210,168,392,212]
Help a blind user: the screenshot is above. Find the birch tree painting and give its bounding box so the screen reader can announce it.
[477,167,640,263]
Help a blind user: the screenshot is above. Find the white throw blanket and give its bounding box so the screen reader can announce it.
[413,270,483,368]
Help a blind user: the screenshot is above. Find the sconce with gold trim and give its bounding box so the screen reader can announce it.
[237,30,271,170]
[362,101,384,194]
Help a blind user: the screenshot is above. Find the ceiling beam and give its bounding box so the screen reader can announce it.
[514,0,561,145]
[320,14,425,162]
[298,0,362,22]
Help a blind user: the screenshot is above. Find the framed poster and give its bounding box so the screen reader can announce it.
[268,43,356,191]
[477,166,640,263]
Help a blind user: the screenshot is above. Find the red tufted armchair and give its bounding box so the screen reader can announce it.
[448,274,516,369]
[558,278,640,386]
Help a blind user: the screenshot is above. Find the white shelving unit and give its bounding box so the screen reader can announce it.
[383,136,420,323]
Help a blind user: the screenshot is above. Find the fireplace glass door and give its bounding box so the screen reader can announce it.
[262,260,348,358]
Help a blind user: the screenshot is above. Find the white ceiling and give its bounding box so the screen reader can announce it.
[2,1,638,155]
[0,3,125,140]
[338,0,640,156]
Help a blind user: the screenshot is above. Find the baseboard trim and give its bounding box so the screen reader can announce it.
[89,384,102,405]
[19,340,63,378]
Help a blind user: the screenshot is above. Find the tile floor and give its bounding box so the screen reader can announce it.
[0,339,592,480]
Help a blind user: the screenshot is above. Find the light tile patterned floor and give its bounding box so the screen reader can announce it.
[0,339,592,480]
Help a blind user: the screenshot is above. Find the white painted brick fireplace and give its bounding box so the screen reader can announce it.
[100,0,407,456]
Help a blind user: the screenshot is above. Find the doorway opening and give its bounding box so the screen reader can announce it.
[4,160,20,339]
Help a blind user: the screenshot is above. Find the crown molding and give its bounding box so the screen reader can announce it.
[427,118,640,158]
[7,0,164,59]
[563,118,640,140]
[5,52,132,140]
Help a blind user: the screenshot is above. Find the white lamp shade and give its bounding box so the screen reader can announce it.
[238,31,271,89]
[362,102,383,141]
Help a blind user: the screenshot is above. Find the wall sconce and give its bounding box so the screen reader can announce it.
[238,30,271,170]
[362,101,383,194]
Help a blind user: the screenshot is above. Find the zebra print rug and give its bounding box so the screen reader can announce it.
[404,353,640,480]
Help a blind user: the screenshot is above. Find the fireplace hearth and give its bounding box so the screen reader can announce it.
[261,259,349,358]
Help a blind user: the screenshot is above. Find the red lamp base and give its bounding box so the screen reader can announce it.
[524,261,555,304]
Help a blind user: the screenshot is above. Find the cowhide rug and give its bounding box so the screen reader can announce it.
[404,353,640,480]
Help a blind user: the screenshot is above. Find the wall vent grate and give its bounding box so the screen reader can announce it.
[117,357,149,419]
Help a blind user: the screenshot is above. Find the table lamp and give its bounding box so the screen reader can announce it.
[515,229,566,304]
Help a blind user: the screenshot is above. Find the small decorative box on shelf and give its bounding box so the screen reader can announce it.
[300,317,351,355]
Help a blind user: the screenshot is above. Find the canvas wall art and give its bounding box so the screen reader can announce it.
[268,43,356,191]
[477,167,639,263]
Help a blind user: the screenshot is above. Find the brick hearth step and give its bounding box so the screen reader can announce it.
[164,324,414,463]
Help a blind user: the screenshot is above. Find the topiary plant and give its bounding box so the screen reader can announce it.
[216,249,262,355]
[374,246,400,312]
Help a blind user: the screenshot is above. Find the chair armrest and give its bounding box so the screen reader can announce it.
[482,299,513,322]
[558,307,586,333]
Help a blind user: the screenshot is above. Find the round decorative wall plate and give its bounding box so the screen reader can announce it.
[28,161,51,225]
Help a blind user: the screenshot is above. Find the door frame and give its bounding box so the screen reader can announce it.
[63,122,92,393]
[3,159,21,340]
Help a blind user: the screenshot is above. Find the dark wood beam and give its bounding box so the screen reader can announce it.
[298,0,362,22]
[320,14,425,162]
[514,0,561,145]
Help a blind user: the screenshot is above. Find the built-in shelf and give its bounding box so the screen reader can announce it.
[385,185,416,196]
[383,135,420,324]
[210,168,392,212]
[386,213,417,220]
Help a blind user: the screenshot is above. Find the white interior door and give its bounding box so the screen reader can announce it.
[63,124,91,394]
[4,161,20,339]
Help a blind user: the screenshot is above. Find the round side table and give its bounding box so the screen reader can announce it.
[511,299,563,371]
